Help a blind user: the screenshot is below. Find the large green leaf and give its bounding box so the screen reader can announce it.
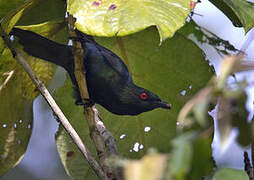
[0,21,67,176]
[67,0,191,43]
[55,26,214,179]
[210,0,254,32]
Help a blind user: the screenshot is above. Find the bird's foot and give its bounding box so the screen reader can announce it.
[69,36,83,42]
[69,32,95,43]
[75,98,95,108]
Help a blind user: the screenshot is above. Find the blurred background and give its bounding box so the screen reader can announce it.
[1,0,254,179]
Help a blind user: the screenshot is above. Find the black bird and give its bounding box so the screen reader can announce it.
[11,28,171,115]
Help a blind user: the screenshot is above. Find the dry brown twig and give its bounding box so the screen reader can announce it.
[67,14,122,179]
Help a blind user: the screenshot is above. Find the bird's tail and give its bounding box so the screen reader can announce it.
[10,28,73,71]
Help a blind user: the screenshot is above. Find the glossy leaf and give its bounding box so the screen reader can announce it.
[67,0,191,43]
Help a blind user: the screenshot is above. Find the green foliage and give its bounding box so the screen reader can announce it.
[54,26,213,179]
[0,0,254,179]
[177,55,253,148]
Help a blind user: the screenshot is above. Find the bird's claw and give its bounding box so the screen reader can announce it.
[75,98,95,107]
[69,36,83,42]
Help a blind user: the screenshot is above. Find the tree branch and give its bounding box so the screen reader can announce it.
[0,24,107,180]
[67,14,122,179]
[67,14,112,178]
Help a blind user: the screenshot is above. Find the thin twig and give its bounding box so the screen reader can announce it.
[244,151,254,180]
[0,24,107,180]
[0,70,14,92]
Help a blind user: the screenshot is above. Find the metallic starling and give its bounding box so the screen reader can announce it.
[11,28,171,115]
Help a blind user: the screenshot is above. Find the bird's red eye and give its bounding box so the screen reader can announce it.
[140,92,148,100]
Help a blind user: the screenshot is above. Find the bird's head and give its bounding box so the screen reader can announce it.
[119,83,171,115]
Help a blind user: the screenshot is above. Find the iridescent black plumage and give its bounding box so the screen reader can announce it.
[11,28,171,115]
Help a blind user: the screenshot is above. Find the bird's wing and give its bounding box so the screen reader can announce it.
[10,28,73,71]
[75,30,131,81]
[96,43,131,81]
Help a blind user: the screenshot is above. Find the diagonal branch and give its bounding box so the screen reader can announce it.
[0,24,107,180]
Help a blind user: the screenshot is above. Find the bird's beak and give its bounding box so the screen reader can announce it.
[158,100,171,109]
